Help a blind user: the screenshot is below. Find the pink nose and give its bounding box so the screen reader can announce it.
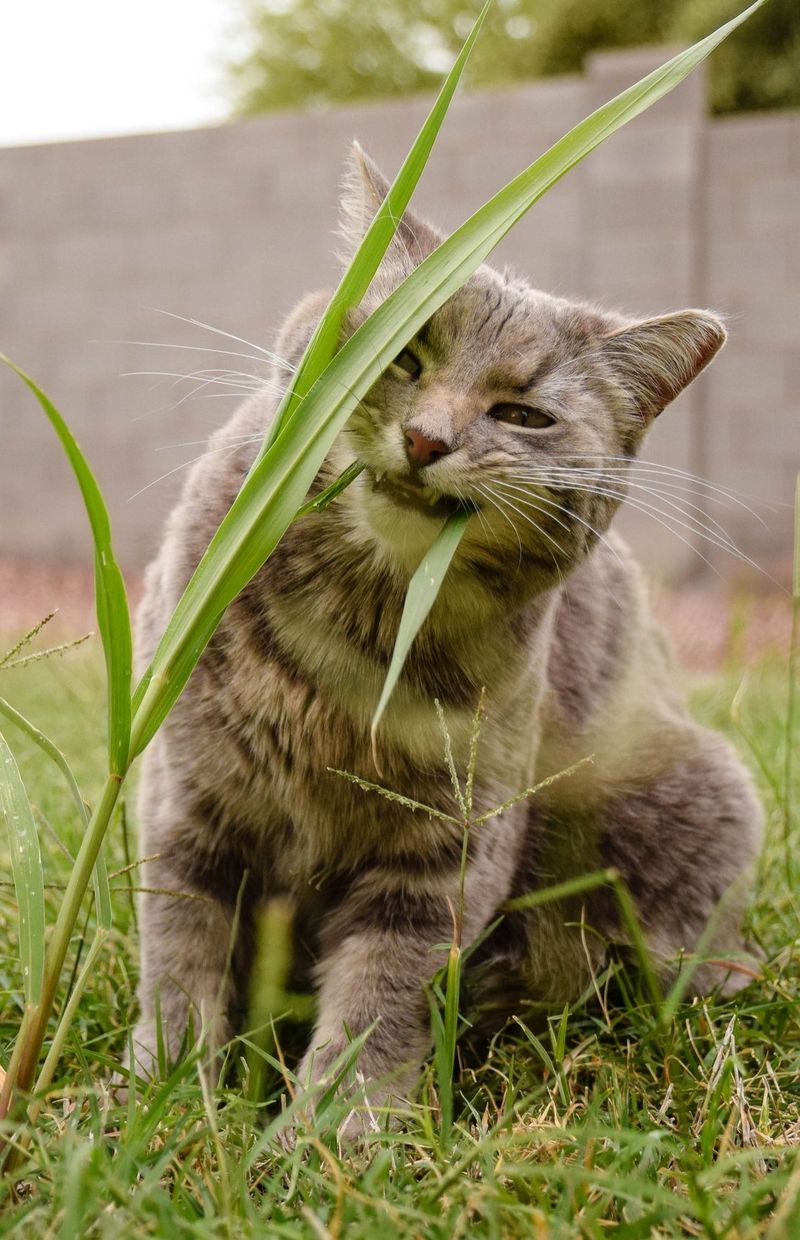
[404,428,450,468]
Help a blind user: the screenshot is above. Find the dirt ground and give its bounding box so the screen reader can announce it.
[0,558,792,677]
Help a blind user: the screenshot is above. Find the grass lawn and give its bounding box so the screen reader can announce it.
[0,627,798,1237]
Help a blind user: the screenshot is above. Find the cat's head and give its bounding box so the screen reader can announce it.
[331,146,726,581]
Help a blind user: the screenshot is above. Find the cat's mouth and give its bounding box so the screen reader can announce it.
[368,471,476,519]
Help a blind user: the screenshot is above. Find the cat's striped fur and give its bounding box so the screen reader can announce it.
[131,148,762,1136]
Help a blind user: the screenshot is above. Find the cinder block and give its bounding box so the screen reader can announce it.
[586,123,696,185]
[733,291,800,349]
[589,178,692,235]
[708,114,793,177]
[742,177,800,238]
[707,236,789,304]
[586,237,693,310]
[1,69,797,576]
[706,346,786,413]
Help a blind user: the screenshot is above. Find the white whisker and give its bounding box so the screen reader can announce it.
[503,468,740,552]
[534,454,775,522]
[128,437,257,501]
[100,337,280,373]
[480,482,568,564]
[475,483,524,567]
[143,308,296,372]
[501,472,761,580]
[155,433,265,452]
[491,478,627,571]
[121,369,266,392]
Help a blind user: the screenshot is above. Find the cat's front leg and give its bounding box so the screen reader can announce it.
[132,866,236,1079]
[296,879,458,1141]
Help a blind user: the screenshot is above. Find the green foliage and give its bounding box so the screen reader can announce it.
[1,641,798,1232]
[0,0,777,1204]
[675,0,800,113]
[229,0,800,116]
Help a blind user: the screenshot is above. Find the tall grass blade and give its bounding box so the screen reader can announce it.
[295,459,365,517]
[131,2,763,757]
[0,696,111,924]
[784,474,800,884]
[371,511,470,745]
[0,729,45,1007]
[1,358,132,775]
[246,896,295,1103]
[261,0,493,453]
[30,927,108,1121]
[0,697,88,833]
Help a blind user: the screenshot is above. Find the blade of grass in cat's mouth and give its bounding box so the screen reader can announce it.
[368,469,478,519]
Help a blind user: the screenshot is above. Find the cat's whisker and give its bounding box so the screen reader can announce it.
[482,484,569,587]
[508,472,764,580]
[508,467,743,556]
[452,481,497,551]
[136,385,285,424]
[490,478,627,571]
[479,482,569,566]
[155,433,266,452]
[145,307,297,373]
[511,468,734,547]
[101,337,279,373]
[537,454,774,523]
[529,463,749,517]
[474,483,525,568]
[503,468,741,551]
[128,438,251,502]
[124,366,284,422]
[121,369,267,392]
[506,460,744,512]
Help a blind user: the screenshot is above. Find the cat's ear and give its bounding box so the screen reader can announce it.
[600,310,726,421]
[338,142,445,270]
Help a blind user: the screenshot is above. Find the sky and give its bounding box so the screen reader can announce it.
[0,0,238,148]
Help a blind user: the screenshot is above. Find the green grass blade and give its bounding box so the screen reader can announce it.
[130,3,762,757]
[0,696,89,832]
[30,927,108,1118]
[371,511,470,744]
[295,459,365,517]
[260,0,493,454]
[0,695,110,928]
[784,474,800,883]
[0,728,45,1006]
[1,358,132,775]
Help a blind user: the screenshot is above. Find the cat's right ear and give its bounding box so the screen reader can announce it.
[338,142,445,272]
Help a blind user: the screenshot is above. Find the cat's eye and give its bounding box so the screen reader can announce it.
[392,348,422,380]
[489,403,555,429]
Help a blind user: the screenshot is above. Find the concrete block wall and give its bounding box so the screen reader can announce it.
[0,49,797,582]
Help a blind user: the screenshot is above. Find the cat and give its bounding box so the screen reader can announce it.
[130,145,763,1138]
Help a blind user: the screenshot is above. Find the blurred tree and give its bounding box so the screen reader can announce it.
[673,0,800,112]
[227,0,800,116]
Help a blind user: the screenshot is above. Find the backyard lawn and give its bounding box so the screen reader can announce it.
[0,611,798,1237]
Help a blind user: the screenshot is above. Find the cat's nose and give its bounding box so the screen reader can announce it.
[404,428,451,468]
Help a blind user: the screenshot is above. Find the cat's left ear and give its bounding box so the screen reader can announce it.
[338,142,445,271]
[600,310,726,421]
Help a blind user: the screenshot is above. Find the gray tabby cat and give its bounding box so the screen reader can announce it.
[132,147,762,1135]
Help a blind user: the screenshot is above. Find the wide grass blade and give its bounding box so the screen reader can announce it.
[0,729,45,1006]
[130,3,763,757]
[1,358,132,775]
[371,510,470,744]
[260,0,492,454]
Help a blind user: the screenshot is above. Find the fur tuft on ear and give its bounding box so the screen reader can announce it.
[337,141,445,270]
[601,310,727,420]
